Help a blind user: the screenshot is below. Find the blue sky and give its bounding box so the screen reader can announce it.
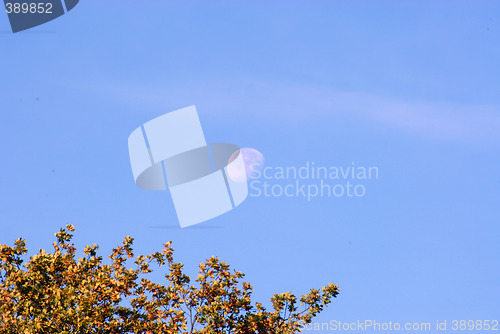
[1,1,499,331]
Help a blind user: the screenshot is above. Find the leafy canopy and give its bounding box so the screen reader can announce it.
[0,224,339,333]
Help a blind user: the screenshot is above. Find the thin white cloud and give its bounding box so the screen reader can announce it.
[88,79,500,144]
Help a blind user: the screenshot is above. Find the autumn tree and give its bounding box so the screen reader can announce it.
[0,224,338,333]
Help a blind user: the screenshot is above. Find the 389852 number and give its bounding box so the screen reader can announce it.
[451,320,498,331]
[5,2,53,14]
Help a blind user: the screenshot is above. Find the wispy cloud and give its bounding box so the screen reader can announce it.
[86,79,500,144]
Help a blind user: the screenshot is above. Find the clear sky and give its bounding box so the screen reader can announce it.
[1,1,499,332]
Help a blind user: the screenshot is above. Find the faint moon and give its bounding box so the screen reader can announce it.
[227,148,264,182]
